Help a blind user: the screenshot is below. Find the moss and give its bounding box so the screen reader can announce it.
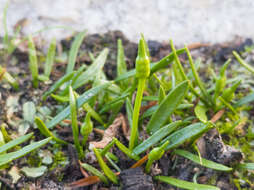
[27,151,42,167]
[50,150,68,171]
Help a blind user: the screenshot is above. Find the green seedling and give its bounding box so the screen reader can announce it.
[43,38,56,79]
[93,148,118,184]
[66,31,86,74]
[80,113,93,146]
[80,162,109,184]
[72,49,109,90]
[214,59,231,102]
[100,139,117,157]
[141,103,193,120]
[105,153,121,172]
[236,163,254,170]
[146,81,189,134]
[174,149,232,171]
[46,82,111,129]
[0,137,51,166]
[133,121,182,155]
[155,176,220,190]
[194,104,208,123]
[0,133,33,154]
[171,41,209,106]
[129,34,150,150]
[185,45,213,105]
[35,117,67,145]
[28,35,39,88]
[0,65,19,89]
[69,86,84,159]
[221,80,241,102]
[42,71,76,100]
[161,122,211,151]
[233,51,254,74]
[235,92,254,107]
[117,39,128,88]
[114,138,139,160]
[145,140,169,173]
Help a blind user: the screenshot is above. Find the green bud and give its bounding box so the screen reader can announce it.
[222,80,241,102]
[135,34,150,78]
[81,113,93,137]
[145,141,169,173]
[148,140,169,161]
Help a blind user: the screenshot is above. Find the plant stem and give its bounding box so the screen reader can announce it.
[129,78,146,150]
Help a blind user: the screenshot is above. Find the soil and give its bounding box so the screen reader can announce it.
[0,31,253,190]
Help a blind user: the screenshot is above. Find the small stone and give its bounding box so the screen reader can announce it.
[119,167,154,190]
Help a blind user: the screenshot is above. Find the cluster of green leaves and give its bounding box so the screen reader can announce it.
[25,31,254,189]
[1,6,254,186]
[0,131,51,167]
[0,0,74,89]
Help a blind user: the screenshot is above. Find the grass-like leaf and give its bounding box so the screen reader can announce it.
[133,121,182,155]
[0,137,52,166]
[235,92,254,107]
[174,149,232,171]
[69,86,84,158]
[46,82,111,129]
[233,51,254,74]
[155,176,220,190]
[125,97,133,129]
[42,71,76,100]
[146,81,189,134]
[114,138,139,160]
[93,148,118,184]
[194,105,208,123]
[99,93,130,114]
[35,117,67,145]
[185,46,212,103]
[161,122,211,151]
[236,163,254,170]
[66,31,86,74]
[0,133,33,154]
[80,163,109,184]
[0,65,19,90]
[44,38,56,78]
[117,39,128,88]
[72,49,109,90]
[141,104,193,120]
[28,35,39,87]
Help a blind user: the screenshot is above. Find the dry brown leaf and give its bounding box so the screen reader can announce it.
[187,42,210,50]
[211,109,225,123]
[140,101,157,115]
[68,176,101,188]
[130,155,148,169]
[90,115,123,148]
[78,160,89,178]
[120,114,129,140]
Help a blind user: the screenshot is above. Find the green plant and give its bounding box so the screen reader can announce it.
[0,65,19,89]
[2,16,254,188]
[129,34,150,150]
[42,35,254,189]
[0,133,51,166]
[145,140,169,173]
[69,86,84,159]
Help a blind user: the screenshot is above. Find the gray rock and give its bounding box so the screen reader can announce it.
[0,0,254,44]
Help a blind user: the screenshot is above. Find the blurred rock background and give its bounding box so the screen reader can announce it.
[0,0,254,44]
